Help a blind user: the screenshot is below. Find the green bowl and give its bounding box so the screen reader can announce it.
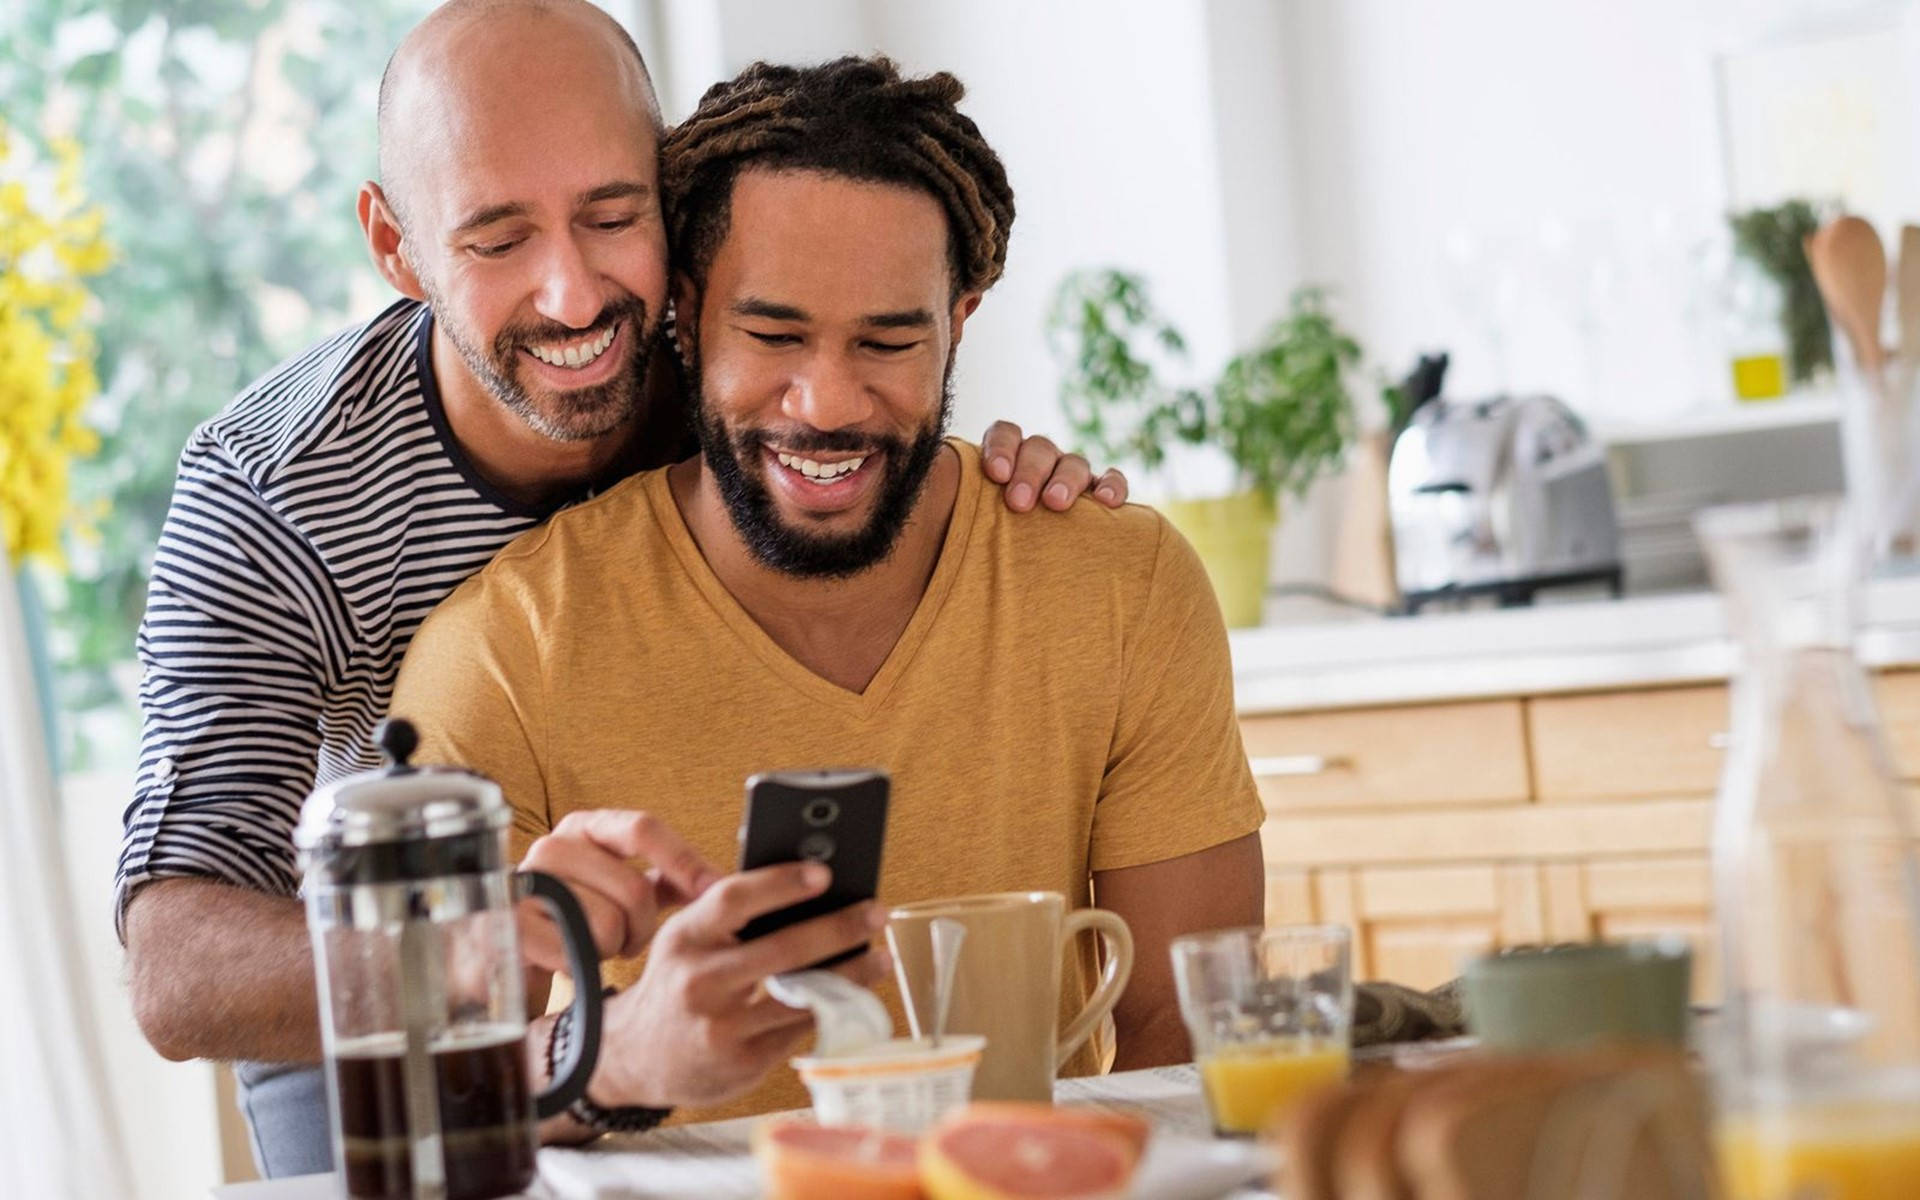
[1463,940,1692,1052]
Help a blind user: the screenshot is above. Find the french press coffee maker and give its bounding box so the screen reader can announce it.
[295,719,603,1200]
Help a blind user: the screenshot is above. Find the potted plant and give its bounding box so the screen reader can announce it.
[1727,199,1830,387]
[1048,269,1360,626]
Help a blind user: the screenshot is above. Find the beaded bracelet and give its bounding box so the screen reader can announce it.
[545,987,673,1134]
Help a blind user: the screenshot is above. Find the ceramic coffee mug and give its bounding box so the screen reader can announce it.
[887,892,1133,1101]
[1463,939,1692,1052]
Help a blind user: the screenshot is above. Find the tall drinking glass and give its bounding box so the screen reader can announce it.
[1832,331,1920,561]
[1699,498,1920,1200]
[1171,924,1352,1137]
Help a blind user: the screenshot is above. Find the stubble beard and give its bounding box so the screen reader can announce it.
[424,281,655,443]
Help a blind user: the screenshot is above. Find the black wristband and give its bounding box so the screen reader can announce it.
[546,988,673,1134]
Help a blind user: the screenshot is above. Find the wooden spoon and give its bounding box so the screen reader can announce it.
[1899,224,1920,369]
[1805,216,1888,373]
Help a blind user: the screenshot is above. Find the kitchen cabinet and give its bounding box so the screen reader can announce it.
[1240,700,1530,812]
[1250,671,1920,1001]
[1878,670,1920,776]
[1528,686,1727,801]
[1266,862,1538,996]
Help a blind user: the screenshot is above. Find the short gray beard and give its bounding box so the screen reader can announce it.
[419,277,652,443]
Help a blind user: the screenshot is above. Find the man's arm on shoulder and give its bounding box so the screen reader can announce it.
[1095,833,1262,1070]
[119,459,334,1061]
[126,879,320,1061]
[1090,515,1267,1069]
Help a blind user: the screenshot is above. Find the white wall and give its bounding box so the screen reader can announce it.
[1282,0,1730,424]
[712,0,874,73]
[864,1,1245,454]
[1203,0,1305,347]
[1284,0,1920,427]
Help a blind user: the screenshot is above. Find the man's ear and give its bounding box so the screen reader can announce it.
[949,291,984,347]
[358,182,426,301]
[671,272,701,364]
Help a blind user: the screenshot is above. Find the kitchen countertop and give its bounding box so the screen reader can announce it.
[1230,573,1920,714]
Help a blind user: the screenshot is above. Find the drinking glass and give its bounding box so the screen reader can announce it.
[1832,337,1920,561]
[1698,498,1920,1199]
[1170,924,1353,1137]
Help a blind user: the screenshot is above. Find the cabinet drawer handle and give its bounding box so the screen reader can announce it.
[1249,754,1355,778]
[1708,732,1731,751]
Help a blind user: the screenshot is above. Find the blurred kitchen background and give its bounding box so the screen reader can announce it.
[7,0,1920,1195]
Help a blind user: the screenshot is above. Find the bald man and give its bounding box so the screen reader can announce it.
[118,0,1121,1176]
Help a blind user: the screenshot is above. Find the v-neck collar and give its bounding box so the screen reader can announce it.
[645,437,982,717]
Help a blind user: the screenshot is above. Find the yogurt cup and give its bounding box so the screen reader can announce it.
[793,1035,987,1132]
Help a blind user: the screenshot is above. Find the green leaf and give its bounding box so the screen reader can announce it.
[158,54,195,88]
[1049,271,1362,499]
[66,50,119,89]
[1728,198,1832,383]
[107,0,155,36]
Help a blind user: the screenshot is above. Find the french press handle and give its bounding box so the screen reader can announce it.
[517,870,603,1119]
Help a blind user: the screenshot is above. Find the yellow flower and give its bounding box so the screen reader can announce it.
[0,119,111,569]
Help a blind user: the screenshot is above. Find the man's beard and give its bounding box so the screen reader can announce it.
[425,283,654,443]
[691,355,954,580]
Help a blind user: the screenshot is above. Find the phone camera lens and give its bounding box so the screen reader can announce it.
[802,798,840,827]
[798,833,836,862]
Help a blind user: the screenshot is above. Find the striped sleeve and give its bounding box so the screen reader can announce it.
[114,436,337,938]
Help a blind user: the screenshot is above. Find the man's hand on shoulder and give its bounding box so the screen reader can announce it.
[980,421,1127,512]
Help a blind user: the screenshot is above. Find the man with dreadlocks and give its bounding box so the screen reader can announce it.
[395,54,1266,1123]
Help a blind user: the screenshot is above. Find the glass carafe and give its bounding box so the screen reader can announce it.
[295,719,602,1200]
[1698,498,1920,1200]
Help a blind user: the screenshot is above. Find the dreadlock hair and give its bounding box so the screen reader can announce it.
[660,56,1015,302]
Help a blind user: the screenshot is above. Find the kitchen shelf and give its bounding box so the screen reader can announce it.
[1595,390,1839,445]
[1229,574,1920,714]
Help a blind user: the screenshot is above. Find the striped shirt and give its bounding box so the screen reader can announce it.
[115,298,574,934]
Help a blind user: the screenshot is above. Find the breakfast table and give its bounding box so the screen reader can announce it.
[210,1064,1280,1200]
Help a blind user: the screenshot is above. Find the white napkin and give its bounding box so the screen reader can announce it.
[1131,1135,1279,1200]
[536,1130,1275,1200]
[763,969,894,1056]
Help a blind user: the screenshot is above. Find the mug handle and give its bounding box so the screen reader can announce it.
[519,870,604,1119]
[1054,907,1133,1068]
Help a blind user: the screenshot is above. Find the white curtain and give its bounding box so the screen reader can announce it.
[0,559,135,1199]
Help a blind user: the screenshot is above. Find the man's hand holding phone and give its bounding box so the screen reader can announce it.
[735,769,889,965]
[531,772,893,1114]
[584,860,892,1111]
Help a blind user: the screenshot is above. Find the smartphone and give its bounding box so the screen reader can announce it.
[735,768,890,967]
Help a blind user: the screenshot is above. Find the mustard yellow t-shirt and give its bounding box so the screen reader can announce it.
[392,439,1262,1119]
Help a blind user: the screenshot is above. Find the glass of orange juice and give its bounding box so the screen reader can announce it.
[1717,1096,1920,1200]
[1170,924,1352,1137]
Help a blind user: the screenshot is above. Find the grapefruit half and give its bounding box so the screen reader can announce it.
[948,1102,1150,1167]
[753,1119,925,1200]
[920,1109,1136,1200]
